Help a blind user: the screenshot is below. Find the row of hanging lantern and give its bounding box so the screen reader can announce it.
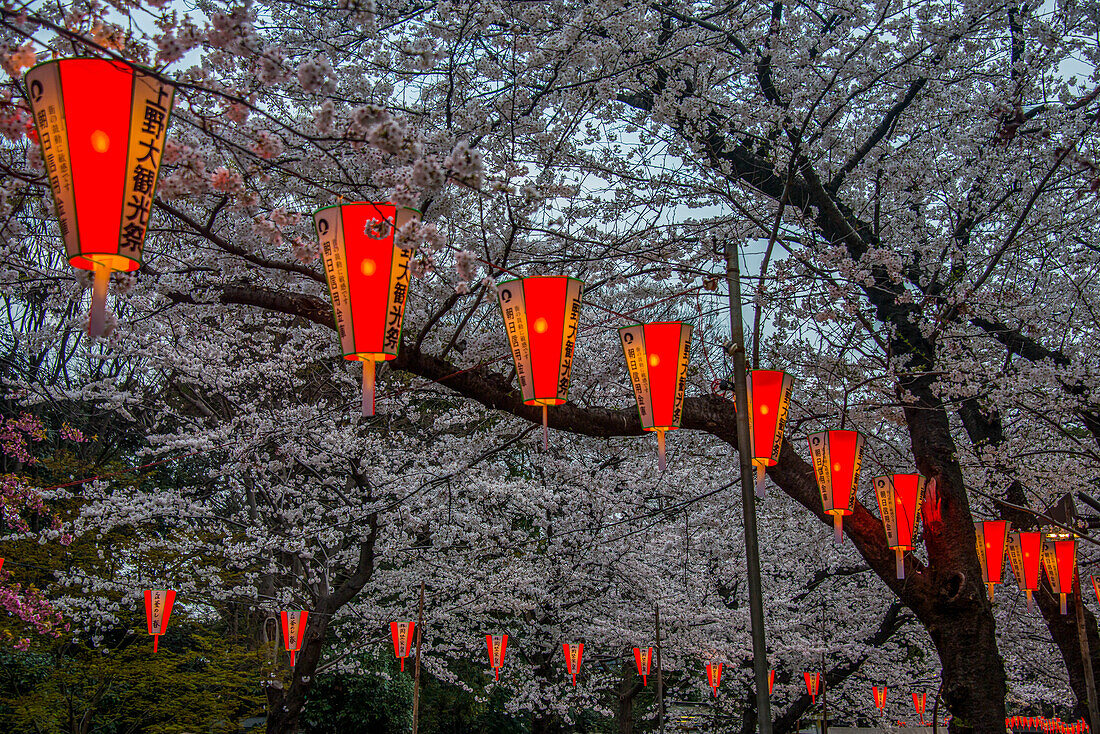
[1009,717,1092,734]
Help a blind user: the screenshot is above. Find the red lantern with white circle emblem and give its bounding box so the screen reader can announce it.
[26,58,175,338]
[497,277,584,449]
[1042,538,1077,614]
[745,370,794,497]
[807,429,865,543]
[634,646,652,686]
[620,322,691,470]
[707,662,722,697]
[975,520,1011,600]
[144,589,175,653]
[873,473,930,579]
[563,642,583,685]
[314,202,418,416]
[280,609,308,666]
[487,634,507,680]
[1007,531,1044,612]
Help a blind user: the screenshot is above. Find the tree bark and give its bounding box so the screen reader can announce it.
[617,655,643,734]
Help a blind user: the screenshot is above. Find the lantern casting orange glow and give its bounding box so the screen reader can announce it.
[874,473,930,579]
[144,589,175,653]
[497,276,583,449]
[1007,531,1044,612]
[281,609,308,666]
[975,520,1010,601]
[620,322,691,470]
[745,370,794,498]
[808,429,865,543]
[563,642,583,685]
[487,634,507,680]
[392,620,415,671]
[634,646,652,686]
[314,203,418,416]
[805,671,820,703]
[706,662,722,697]
[1041,538,1077,614]
[26,58,175,338]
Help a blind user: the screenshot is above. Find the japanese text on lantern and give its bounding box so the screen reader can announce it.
[770,375,794,460]
[498,286,532,393]
[120,75,173,259]
[874,476,899,546]
[671,331,690,426]
[26,66,78,256]
[317,211,352,345]
[620,326,651,421]
[384,239,410,353]
[149,589,167,633]
[556,281,582,395]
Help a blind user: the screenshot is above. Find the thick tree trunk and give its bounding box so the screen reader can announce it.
[617,655,643,734]
[265,596,334,734]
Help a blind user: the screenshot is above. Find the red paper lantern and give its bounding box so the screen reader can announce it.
[975,520,1011,601]
[804,671,820,703]
[873,685,888,709]
[706,662,722,697]
[619,322,692,470]
[0,558,5,574]
[746,370,794,498]
[392,620,415,671]
[280,609,308,666]
[873,473,930,579]
[1042,539,1077,614]
[1008,531,1044,612]
[26,59,174,338]
[913,691,927,724]
[144,589,175,653]
[497,277,584,449]
[486,634,507,680]
[807,429,865,543]
[769,668,775,695]
[314,203,418,416]
[1092,576,1100,608]
[633,646,653,686]
[563,642,583,685]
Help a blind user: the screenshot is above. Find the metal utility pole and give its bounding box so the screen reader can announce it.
[656,603,665,734]
[723,243,773,734]
[1074,569,1100,734]
[411,582,425,734]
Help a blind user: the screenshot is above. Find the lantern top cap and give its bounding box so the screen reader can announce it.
[618,320,692,330]
[872,472,927,481]
[312,201,421,216]
[26,56,160,77]
[809,427,868,440]
[497,275,583,285]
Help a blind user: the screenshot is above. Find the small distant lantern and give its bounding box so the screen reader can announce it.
[769,669,775,695]
[619,322,692,470]
[0,558,5,574]
[280,610,308,666]
[1041,538,1077,614]
[392,621,415,671]
[873,473,930,579]
[807,429,865,543]
[745,370,794,498]
[804,672,820,703]
[1092,576,1100,608]
[1007,531,1044,612]
[634,646,653,686]
[873,685,888,709]
[975,520,1011,600]
[314,203,419,416]
[563,642,584,685]
[487,634,507,680]
[913,691,927,724]
[26,59,174,339]
[497,277,584,449]
[706,662,722,697]
[144,589,176,653]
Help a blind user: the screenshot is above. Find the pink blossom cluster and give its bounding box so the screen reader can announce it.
[0,414,45,464]
[251,130,284,160]
[297,55,333,93]
[0,581,67,639]
[0,42,35,79]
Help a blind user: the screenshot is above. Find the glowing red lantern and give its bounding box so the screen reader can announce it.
[496,277,584,449]
[1042,539,1077,614]
[280,610,308,666]
[913,691,927,724]
[144,589,175,653]
[769,668,775,695]
[487,634,507,680]
[745,370,794,498]
[807,429,865,543]
[805,671,820,703]
[1008,531,1044,612]
[26,59,174,339]
[634,646,653,686]
[619,322,692,470]
[0,558,5,574]
[873,685,887,709]
[314,203,418,416]
[1092,576,1100,608]
[706,662,722,697]
[873,473,930,579]
[563,642,583,685]
[392,620,415,671]
[975,520,1010,600]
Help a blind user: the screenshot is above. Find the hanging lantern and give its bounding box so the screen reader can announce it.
[706,662,722,697]
[769,668,775,695]
[26,59,174,339]
[0,557,5,574]
[1007,531,1044,612]
[975,520,1011,600]
[144,589,175,653]
[744,370,794,498]
[913,691,927,724]
[392,620,415,671]
[563,642,583,686]
[873,685,888,709]
[1093,576,1100,608]
[807,429,865,543]
[634,646,653,686]
[280,610,308,666]
[619,322,692,471]
[804,671,820,703]
[1041,538,1077,614]
[496,276,584,450]
[873,473,930,579]
[486,634,507,680]
[314,203,418,416]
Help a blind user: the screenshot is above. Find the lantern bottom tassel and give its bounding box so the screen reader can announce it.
[153,635,158,653]
[361,360,376,417]
[495,668,499,681]
[1061,593,1068,615]
[895,549,905,579]
[988,584,995,602]
[754,464,766,499]
[542,405,548,451]
[657,430,666,472]
[1027,589,1034,613]
[88,262,111,339]
[833,514,843,544]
